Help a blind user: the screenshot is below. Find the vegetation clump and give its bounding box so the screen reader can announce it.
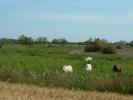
[0,38,4,48]
[52,38,68,47]
[18,34,33,47]
[116,45,122,49]
[0,43,3,48]
[102,44,116,54]
[84,38,117,54]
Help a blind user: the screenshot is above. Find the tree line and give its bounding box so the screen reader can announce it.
[0,34,133,54]
[0,34,68,48]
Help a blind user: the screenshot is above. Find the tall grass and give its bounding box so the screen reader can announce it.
[0,45,133,94]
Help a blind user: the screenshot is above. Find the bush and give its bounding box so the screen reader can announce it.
[0,40,4,48]
[84,38,117,54]
[0,44,2,48]
[116,45,122,49]
[102,44,116,54]
[128,41,133,47]
[114,40,127,48]
[84,38,104,52]
[84,45,96,52]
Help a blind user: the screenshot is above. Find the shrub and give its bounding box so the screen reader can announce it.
[128,41,133,47]
[84,38,104,52]
[114,40,127,48]
[0,44,2,48]
[84,38,117,54]
[0,39,4,48]
[102,44,116,54]
[84,45,96,52]
[116,45,122,49]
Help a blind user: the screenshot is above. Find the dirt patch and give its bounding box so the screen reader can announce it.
[117,48,133,56]
[69,50,83,55]
[69,50,82,55]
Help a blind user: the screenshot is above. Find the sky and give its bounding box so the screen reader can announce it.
[0,0,133,42]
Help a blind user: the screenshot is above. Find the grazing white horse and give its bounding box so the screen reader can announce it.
[85,64,92,72]
[84,57,92,62]
[62,65,73,73]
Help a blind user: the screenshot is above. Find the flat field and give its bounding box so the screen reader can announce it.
[0,44,133,94]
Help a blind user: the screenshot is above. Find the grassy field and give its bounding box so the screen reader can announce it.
[0,81,132,100]
[0,44,133,94]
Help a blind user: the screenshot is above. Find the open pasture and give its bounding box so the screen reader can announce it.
[0,45,133,94]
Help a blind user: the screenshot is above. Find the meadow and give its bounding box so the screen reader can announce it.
[0,44,133,94]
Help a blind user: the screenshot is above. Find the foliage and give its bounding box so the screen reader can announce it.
[116,45,123,49]
[18,35,33,47]
[0,45,132,94]
[114,40,127,48]
[77,42,85,45]
[0,38,5,48]
[84,38,102,52]
[0,38,18,45]
[84,38,93,45]
[128,41,133,47]
[84,38,116,54]
[35,37,48,47]
[35,37,47,44]
[102,44,117,54]
[52,38,68,46]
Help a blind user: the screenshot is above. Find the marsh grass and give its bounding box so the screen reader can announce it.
[0,45,133,94]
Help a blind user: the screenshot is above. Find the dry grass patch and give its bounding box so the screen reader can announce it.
[69,50,83,55]
[0,81,132,100]
[117,48,133,56]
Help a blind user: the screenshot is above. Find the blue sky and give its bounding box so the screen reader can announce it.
[0,0,133,42]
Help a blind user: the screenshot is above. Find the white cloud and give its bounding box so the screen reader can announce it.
[17,12,99,21]
[15,11,133,22]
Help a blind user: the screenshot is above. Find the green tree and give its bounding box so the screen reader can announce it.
[114,40,127,48]
[18,35,33,47]
[59,38,68,47]
[51,39,59,44]
[128,41,133,46]
[92,38,104,51]
[36,37,47,47]
[51,38,68,46]
[84,38,116,54]
[36,37,47,44]
[0,38,17,44]
[84,38,104,52]
[84,38,93,45]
